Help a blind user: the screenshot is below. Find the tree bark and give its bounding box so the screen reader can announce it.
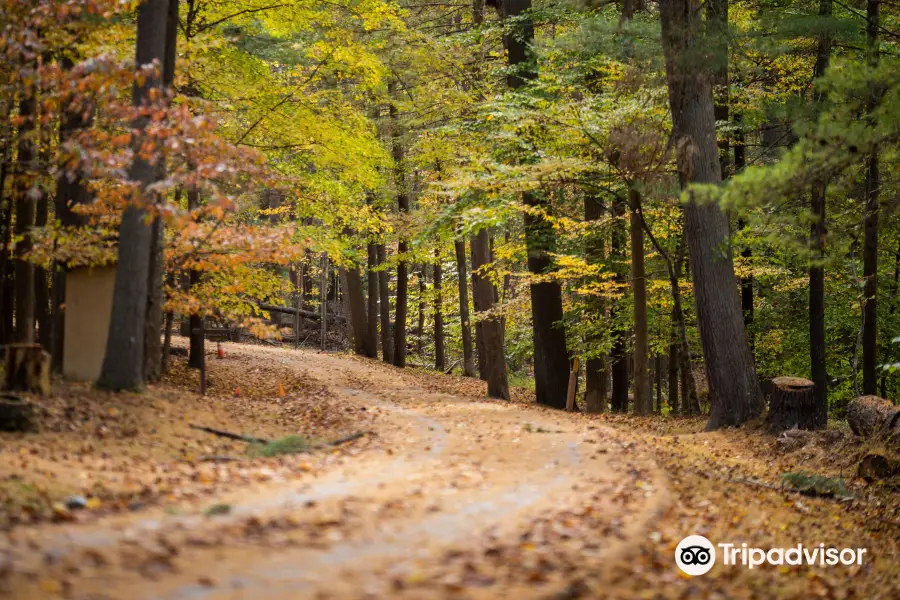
[99,0,171,390]
[472,229,509,400]
[416,267,426,356]
[630,189,651,415]
[659,0,763,429]
[14,61,37,344]
[390,92,408,368]
[454,239,476,377]
[861,0,880,396]
[34,185,49,348]
[320,253,328,350]
[142,0,178,383]
[377,244,393,364]
[471,237,487,380]
[809,0,832,428]
[187,187,204,369]
[367,242,379,356]
[433,249,445,371]
[341,262,375,358]
[847,395,900,439]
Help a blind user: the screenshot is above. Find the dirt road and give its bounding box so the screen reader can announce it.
[3,342,899,599]
[1,343,668,599]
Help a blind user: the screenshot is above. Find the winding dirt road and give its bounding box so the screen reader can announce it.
[1,343,670,599]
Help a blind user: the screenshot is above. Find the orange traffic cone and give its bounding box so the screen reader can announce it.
[278,383,286,397]
[234,386,241,397]
[217,342,224,359]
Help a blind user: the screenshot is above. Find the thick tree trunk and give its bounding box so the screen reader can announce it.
[4,343,50,394]
[433,249,445,371]
[143,217,164,381]
[630,189,651,415]
[14,68,37,344]
[389,90,408,368]
[472,229,509,400]
[583,195,608,414]
[0,97,12,346]
[377,244,393,364]
[861,0,880,396]
[735,124,754,346]
[99,0,171,390]
[809,0,832,428]
[341,263,375,358]
[367,242,379,356]
[454,239,476,377]
[659,0,763,429]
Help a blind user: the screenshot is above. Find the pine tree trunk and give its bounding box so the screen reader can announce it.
[630,189,651,415]
[14,66,37,344]
[99,0,171,389]
[320,253,328,350]
[472,229,509,399]
[668,327,679,413]
[143,217,164,381]
[433,249,445,371]
[809,0,832,428]
[454,239,476,377]
[377,244,393,364]
[186,187,204,369]
[367,242,379,356]
[659,0,763,429]
[861,0,880,396]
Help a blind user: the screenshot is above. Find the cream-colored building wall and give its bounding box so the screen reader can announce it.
[63,266,116,381]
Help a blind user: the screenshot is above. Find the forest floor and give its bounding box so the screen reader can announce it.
[0,338,898,599]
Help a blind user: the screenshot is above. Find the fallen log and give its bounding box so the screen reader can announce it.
[258,303,345,322]
[767,376,818,433]
[189,424,269,445]
[846,395,900,440]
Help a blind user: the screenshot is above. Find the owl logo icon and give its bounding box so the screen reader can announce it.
[675,535,716,576]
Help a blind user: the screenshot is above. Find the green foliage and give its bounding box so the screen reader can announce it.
[252,435,312,457]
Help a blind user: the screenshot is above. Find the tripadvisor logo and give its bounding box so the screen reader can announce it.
[675,535,868,576]
[676,535,716,576]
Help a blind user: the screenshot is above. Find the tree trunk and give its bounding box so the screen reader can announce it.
[659,0,763,429]
[34,188,49,348]
[367,242,379,356]
[390,91,408,368]
[454,239,476,377]
[433,249,445,371]
[320,253,328,350]
[186,187,204,369]
[377,244,393,364]
[99,0,171,390]
[583,195,608,414]
[416,267,426,356]
[4,344,50,394]
[809,0,832,429]
[880,240,900,397]
[735,123,754,346]
[0,96,12,346]
[340,263,375,358]
[630,189,651,415]
[610,196,629,413]
[14,64,37,344]
[472,229,509,400]
[471,237,487,380]
[768,376,817,433]
[504,0,569,409]
[861,0,880,396]
[668,326,679,413]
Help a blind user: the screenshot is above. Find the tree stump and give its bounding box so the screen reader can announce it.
[0,393,36,432]
[846,395,900,441]
[767,376,816,433]
[858,453,900,482]
[3,344,51,394]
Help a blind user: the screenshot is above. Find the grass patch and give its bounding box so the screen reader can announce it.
[204,503,231,517]
[781,471,850,498]
[250,434,311,457]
